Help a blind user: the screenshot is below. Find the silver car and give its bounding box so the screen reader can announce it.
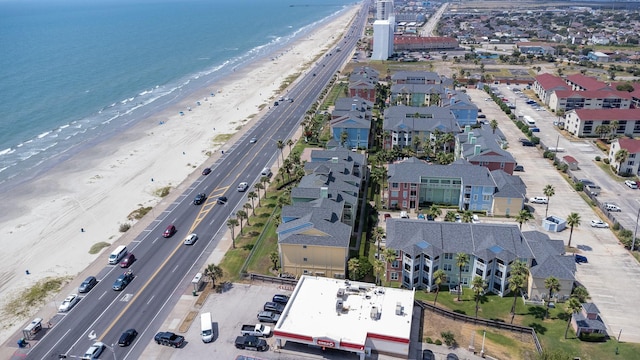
[184,233,198,245]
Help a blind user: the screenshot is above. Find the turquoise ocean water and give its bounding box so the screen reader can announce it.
[0,0,354,191]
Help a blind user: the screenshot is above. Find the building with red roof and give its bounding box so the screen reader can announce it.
[564,108,640,137]
[609,138,640,176]
[393,35,458,51]
[533,73,570,104]
[565,74,611,91]
[549,90,632,112]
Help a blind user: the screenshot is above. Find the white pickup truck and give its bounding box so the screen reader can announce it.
[240,324,272,337]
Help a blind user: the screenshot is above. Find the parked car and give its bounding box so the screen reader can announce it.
[119,253,136,268]
[384,213,391,221]
[202,168,211,176]
[235,335,268,351]
[531,127,540,132]
[193,193,207,205]
[263,301,285,313]
[422,349,435,360]
[446,354,459,360]
[83,342,105,359]
[58,294,80,312]
[78,276,98,293]
[529,196,548,204]
[590,220,609,228]
[184,233,198,245]
[113,271,134,291]
[163,224,176,238]
[514,165,524,172]
[257,311,280,323]
[118,328,138,347]
[154,331,184,348]
[575,254,588,264]
[272,294,290,304]
[217,196,228,205]
[625,179,638,189]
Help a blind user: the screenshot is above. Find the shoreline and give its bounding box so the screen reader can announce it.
[0,5,358,346]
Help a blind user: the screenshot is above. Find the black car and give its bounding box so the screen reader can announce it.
[118,328,138,347]
[272,294,289,304]
[514,165,524,172]
[263,301,285,313]
[202,168,211,175]
[193,193,207,205]
[78,276,97,293]
[520,140,535,147]
[422,349,435,360]
[113,271,134,291]
[217,196,227,205]
[446,354,459,360]
[575,254,588,264]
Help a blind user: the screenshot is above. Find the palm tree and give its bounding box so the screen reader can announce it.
[269,251,279,270]
[615,149,629,174]
[204,263,223,289]
[226,218,239,248]
[566,212,581,248]
[508,260,528,324]
[471,276,487,318]
[348,257,360,280]
[254,184,264,205]
[243,203,252,225]
[444,211,458,222]
[489,119,498,134]
[455,253,469,301]
[373,259,385,286]
[340,131,349,147]
[260,176,270,199]
[515,210,534,230]
[383,247,397,285]
[373,227,385,256]
[427,205,441,221]
[236,210,247,232]
[564,297,582,339]
[461,210,474,223]
[432,269,447,306]
[609,120,619,139]
[286,139,294,153]
[544,276,561,318]
[571,285,590,303]
[543,184,555,218]
[276,139,285,163]
[247,191,258,215]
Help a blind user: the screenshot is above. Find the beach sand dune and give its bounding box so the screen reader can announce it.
[0,6,358,346]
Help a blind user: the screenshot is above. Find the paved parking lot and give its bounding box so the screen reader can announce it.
[466,87,640,343]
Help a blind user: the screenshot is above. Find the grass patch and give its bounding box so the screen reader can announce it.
[89,241,111,254]
[4,276,72,317]
[128,206,152,220]
[213,133,234,143]
[154,186,171,198]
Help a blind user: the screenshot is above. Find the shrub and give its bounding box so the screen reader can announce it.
[531,136,540,144]
[595,156,601,161]
[434,339,442,345]
[603,158,610,164]
[574,182,584,191]
[579,332,607,342]
[559,163,569,173]
[119,223,131,233]
[425,337,433,344]
[441,331,456,347]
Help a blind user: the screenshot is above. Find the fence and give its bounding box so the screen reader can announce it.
[248,273,298,287]
[417,300,543,354]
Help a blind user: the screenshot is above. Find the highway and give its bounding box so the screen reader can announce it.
[25,3,369,360]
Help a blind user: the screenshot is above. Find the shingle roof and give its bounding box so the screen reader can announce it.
[383,106,459,133]
[388,157,496,187]
[277,205,351,247]
[330,114,371,129]
[616,138,640,154]
[490,170,527,199]
[535,73,570,91]
[565,74,610,91]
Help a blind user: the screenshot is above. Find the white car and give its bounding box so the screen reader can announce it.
[624,180,638,189]
[590,220,609,228]
[184,233,198,245]
[237,182,249,192]
[84,342,105,359]
[58,294,80,312]
[605,203,621,212]
[529,196,548,204]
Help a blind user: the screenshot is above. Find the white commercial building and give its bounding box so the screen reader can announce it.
[372,19,394,60]
[273,275,415,359]
[376,0,393,20]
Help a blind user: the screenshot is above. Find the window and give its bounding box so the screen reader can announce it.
[391,272,399,280]
[483,195,491,201]
[303,258,307,262]
[303,269,309,274]
[391,182,399,189]
[444,253,453,260]
[302,245,307,249]
[473,194,478,201]
[443,264,452,271]
[405,263,411,271]
[463,265,470,272]
[334,273,345,279]
[392,260,399,268]
[391,191,399,197]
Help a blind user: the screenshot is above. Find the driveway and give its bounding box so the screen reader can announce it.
[467,87,640,343]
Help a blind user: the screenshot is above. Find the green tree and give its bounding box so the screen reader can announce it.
[615,149,630,174]
[286,138,294,153]
[373,259,385,286]
[571,285,590,303]
[236,210,247,232]
[269,251,279,270]
[260,176,270,199]
[432,269,447,306]
[455,253,469,301]
[427,205,441,221]
[340,131,349,147]
[383,247,397,285]
[471,276,487,318]
[444,211,458,222]
[373,227,385,256]
[276,139,285,163]
[254,183,264,204]
[544,276,561,318]
[543,184,555,218]
[564,297,582,339]
[489,119,498,134]
[348,257,360,280]
[204,263,223,289]
[509,260,528,323]
[566,212,581,248]
[461,210,474,223]
[226,218,239,248]
[515,209,534,230]
[247,191,258,215]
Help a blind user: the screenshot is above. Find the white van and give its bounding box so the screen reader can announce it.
[200,312,213,343]
[108,245,127,265]
[261,167,272,177]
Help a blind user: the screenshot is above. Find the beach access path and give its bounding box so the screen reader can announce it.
[0,5,359,349]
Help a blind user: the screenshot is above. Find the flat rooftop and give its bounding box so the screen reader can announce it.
[275,275,415,347]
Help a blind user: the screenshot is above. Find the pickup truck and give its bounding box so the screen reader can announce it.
[241,323,272,337]
[235,335,268,351]
[154,332,184,348]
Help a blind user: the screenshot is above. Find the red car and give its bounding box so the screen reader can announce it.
[119,253,136,268]
[163,224,176,238]
[384,214,391,221]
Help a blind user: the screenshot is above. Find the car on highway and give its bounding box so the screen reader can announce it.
[118,328,138,347]
[529,196,548,204]
[590,220,609,228]
[580,179,595,186]
[78,276,97,293]
[250,137,257,143]
[58,294,80,312]
[575,254,588,264]
[193,192,207,205]
[625,179,638,189]
[605,203,621,212]
[119,253,136,268]
[113,271,134,291]
[163,224,176,238]
[217,196,228,205]
[202,168,211,176]
[184,233,198,245]
[83,342,105,359]
[237,182,249,192]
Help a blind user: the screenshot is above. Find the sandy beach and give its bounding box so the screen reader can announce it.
[0,6,358,345]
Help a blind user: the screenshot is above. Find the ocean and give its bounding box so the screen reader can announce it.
[0,0,355,191]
